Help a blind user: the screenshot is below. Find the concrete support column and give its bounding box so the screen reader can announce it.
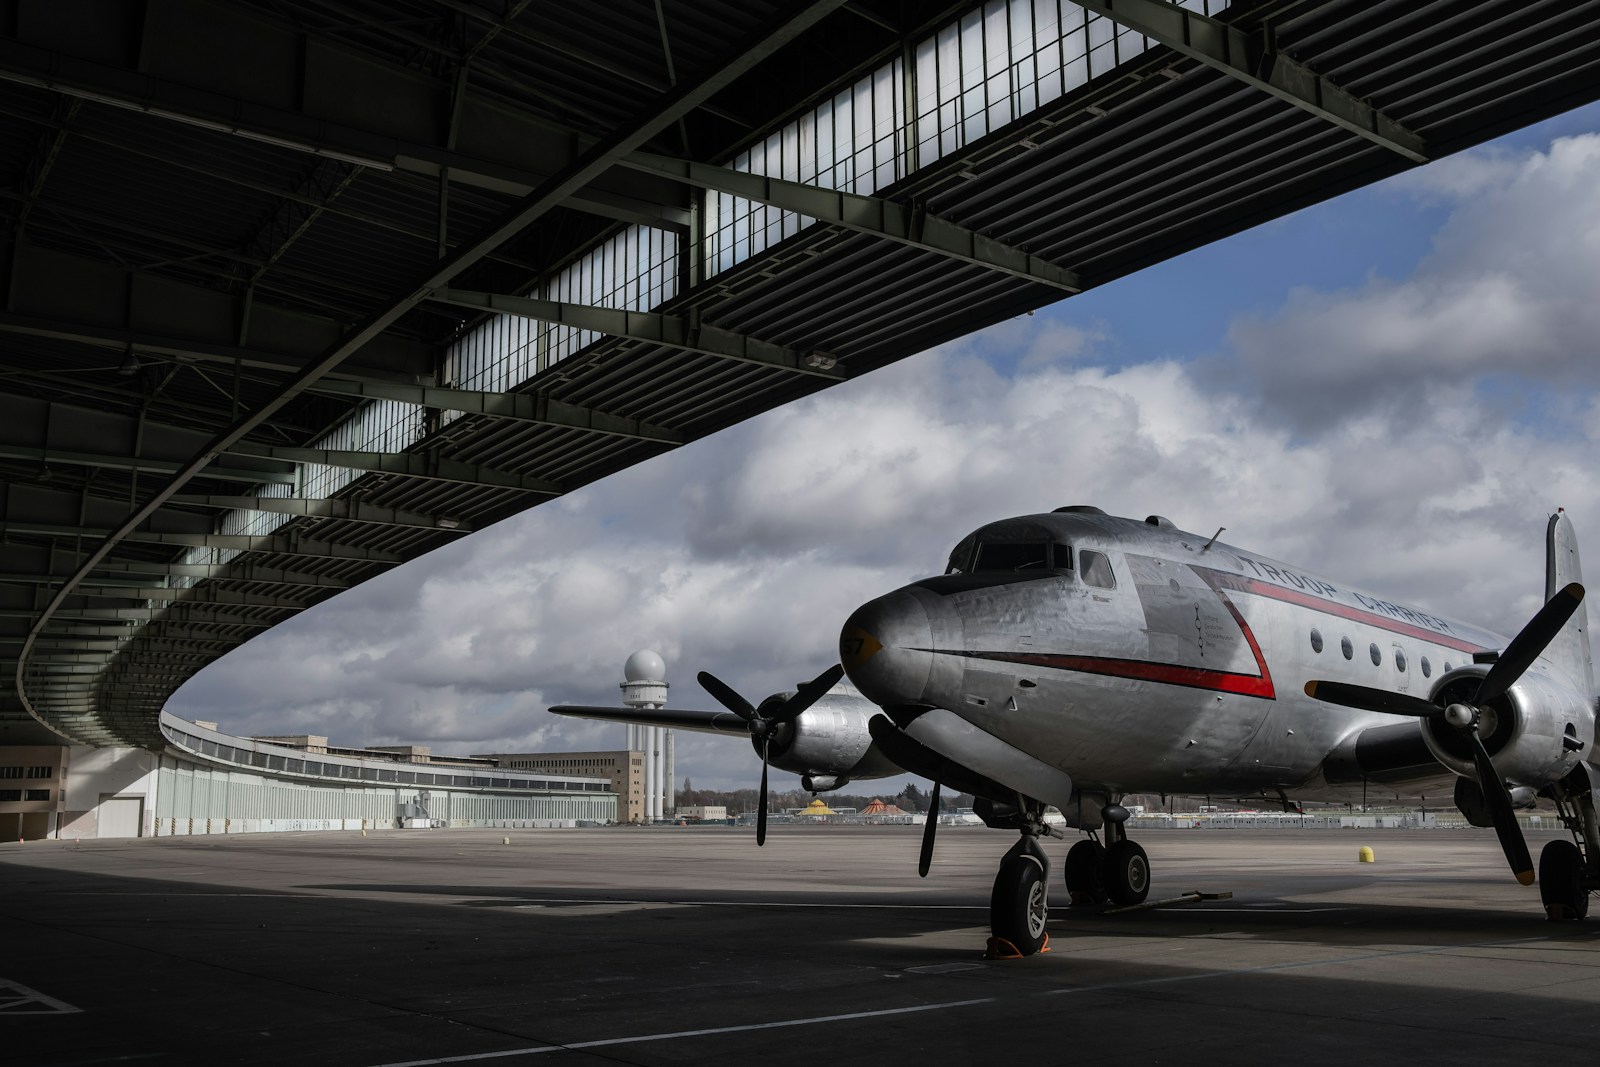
[643,726,656,823]
[651,727,664,821]
[665,729,676,817]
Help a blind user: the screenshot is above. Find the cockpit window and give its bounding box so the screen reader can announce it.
[974,542,1050,572]
[1079,549,1116,589]
[968,542,1075,574]
[945,535,976,574]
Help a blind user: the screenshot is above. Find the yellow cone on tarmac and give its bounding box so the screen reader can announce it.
[1358,846,1375,863]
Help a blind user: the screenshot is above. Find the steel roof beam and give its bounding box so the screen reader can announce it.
[69,585,317,609]
[165,496,475,533]
[89,560,350,586]
[222,442,565,495]
[621,151,1083,293]
[0,443,296,485]
[7,564,350,590]
[432,289,848,380]
[15,633,247,651]
[306,378,687,443]
[0,438,527,501]
[0,310,422,386]
[3,524,404,564]
[1070,0,1428,163]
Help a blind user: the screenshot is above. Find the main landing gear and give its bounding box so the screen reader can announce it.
[1540,766,1600,921]
[986,803,1154,957]
[1064,819,1151,908]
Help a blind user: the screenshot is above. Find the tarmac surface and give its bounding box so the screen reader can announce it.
[4,824,1600,1066]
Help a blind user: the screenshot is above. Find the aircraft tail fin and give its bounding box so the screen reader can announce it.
[1545,509,1594,701]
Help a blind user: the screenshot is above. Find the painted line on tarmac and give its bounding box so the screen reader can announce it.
[366,999,998,1066]
[0,978,82,1015]
[487,896,986,910]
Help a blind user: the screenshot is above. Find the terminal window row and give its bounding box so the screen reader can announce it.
[0,766,52,779]
[167,730,606,793]
[0,789,50,801]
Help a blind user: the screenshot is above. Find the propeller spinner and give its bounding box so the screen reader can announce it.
[697,664,845,846]
[1305,582,1584,886]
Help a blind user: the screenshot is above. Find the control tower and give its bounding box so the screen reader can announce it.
[620,650,672,822]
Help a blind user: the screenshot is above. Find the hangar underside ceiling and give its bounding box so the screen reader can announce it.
[2,0,1598,749]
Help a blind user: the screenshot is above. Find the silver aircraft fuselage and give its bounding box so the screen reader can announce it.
[840,509,1585,804]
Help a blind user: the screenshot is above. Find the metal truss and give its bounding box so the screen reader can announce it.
[1072,0,1428,162]
[622,151,1083,292]
[432,289,847,379]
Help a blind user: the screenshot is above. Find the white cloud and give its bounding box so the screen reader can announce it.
[1224,132,1600,433]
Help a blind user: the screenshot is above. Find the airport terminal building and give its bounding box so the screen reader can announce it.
[0,714,616,840]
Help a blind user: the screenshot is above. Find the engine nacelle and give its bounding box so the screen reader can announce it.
[751,694,901,784]
[1422,666,1590,786]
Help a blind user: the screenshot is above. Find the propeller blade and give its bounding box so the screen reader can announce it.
[776,663,845,723]
[699,670,757,721]
[918,781,940,878]
[1467,729,1535,886]
[756,742,769,847]
[1475,583,1585,705]
[1303,680,1444,719]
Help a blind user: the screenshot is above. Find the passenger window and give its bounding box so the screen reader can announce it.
[1420,656,1432,678]
[1079,550,1115,589]
[1369,643,1382,666]
[1395,650,1407,673]
[1340,637,1353,660]
[1309,629,1323,653]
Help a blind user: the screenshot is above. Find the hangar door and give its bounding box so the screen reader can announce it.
[99,796,143,838]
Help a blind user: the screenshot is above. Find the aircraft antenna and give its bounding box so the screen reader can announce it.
[1201,527,1225,552]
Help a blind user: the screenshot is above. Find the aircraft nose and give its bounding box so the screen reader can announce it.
[840,587,936,707]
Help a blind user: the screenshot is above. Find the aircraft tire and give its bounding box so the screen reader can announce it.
[1539,839,1589,921]
[1064,838,1108,905]
[990,853,1049,955]
[1104,839,1151,906]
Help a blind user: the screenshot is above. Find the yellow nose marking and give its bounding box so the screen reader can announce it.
[839,626,882,669]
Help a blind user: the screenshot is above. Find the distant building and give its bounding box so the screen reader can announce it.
[676,805,727,822]
[1,715,616,841]
[479,750,647,824]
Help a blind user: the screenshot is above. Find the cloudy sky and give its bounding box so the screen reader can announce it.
[170,102,1600,794]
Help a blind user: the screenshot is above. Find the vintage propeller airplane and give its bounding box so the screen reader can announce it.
[552,506,1596,957]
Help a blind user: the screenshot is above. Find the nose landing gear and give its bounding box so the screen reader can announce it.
[987,804,1061,958]
[989,835,1052,957]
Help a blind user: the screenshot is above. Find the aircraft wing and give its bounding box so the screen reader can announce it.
[549,704,749,737]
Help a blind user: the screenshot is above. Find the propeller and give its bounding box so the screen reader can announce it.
[919,781,941,878]
[697,663,845,846]
[1304,582,1584,886]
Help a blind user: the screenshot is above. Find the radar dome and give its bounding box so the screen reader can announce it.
[623,649,667,683]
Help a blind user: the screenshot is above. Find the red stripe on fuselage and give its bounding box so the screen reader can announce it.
[1194,567,1486,654]
[946,648,1277,697]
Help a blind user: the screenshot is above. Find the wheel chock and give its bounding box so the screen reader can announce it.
[984,933,1051,960]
